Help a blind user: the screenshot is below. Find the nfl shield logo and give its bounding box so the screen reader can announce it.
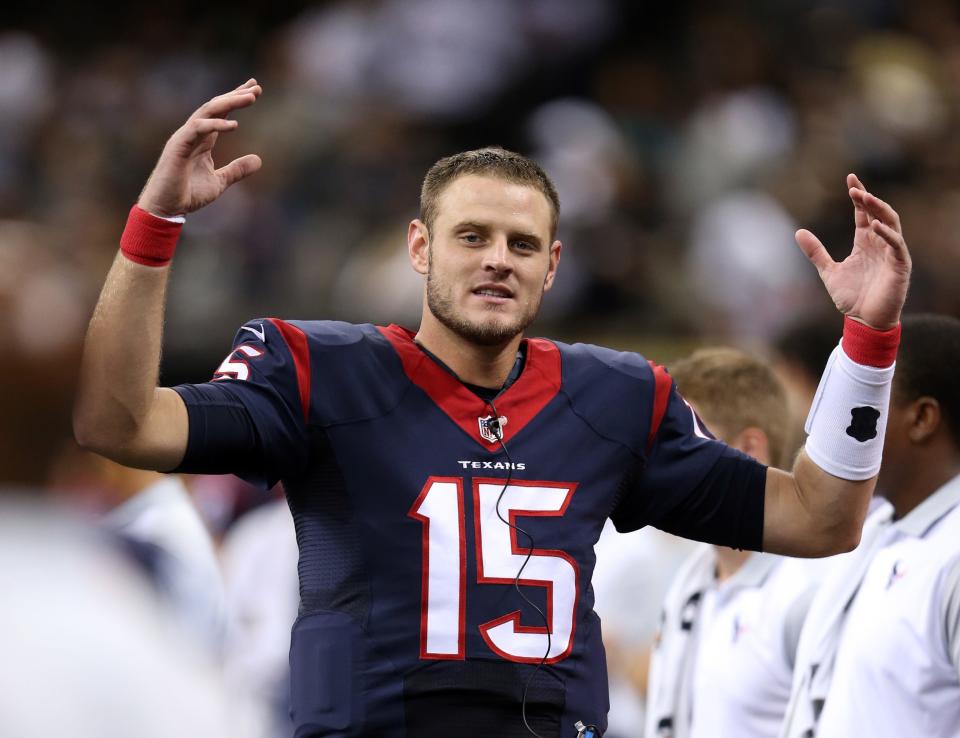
[478,415,508,443]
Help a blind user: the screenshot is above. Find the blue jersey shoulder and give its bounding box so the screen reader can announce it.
[238,319,409,428]
[282,319,375,347]
[551,340,667,457]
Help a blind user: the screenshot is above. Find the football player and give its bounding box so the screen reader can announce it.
[782,314,960,738]
[75,80,911,738]
[645,348,824,738]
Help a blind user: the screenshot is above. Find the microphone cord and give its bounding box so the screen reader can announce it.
[486,399,552,738]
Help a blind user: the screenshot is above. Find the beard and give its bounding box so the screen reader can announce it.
[426,252,542,347]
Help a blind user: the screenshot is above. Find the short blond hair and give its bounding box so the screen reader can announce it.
[669,347,791,468]
[420,147,560,238]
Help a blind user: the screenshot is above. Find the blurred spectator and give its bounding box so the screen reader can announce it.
[221,497,301,738]
[686,189,820,341]
[0,227,259,737]
[592,523,696,737]
[646,348,825,738]
[3,4,958,369]
[50,447,227,651]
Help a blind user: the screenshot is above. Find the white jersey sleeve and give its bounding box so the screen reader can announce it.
[941,556,960,678]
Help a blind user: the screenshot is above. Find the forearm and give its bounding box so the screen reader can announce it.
[763,454,874,557]
[74,252,171,456]
[763,318,898,557]
[74,81,262,469]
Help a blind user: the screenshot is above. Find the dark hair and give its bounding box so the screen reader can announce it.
[420,147,560,238]
[669,347,791,468]
[773,314,840,382]
[895,313,960,446]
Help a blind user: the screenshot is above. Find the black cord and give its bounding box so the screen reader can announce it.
[486,400,552,738]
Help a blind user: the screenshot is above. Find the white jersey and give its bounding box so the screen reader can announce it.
[220,498,300,738]
[646,544,821,738]
[105,476,226,649]
[592,522,696,737]
[816,476,960,738]
[0,499,253,738]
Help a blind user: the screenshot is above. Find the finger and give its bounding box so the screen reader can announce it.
[849,186,870,229]
[860,191,902,233]
[795,229,834,274]
[195,86,261,119]
[870,219,911,264]
[179,117,239,146]
[232,78,258,92]
[216,154,262,189]
[847,172,865,191]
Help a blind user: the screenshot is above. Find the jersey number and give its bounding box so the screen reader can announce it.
[408,477,579,664]
[212,344,264,381]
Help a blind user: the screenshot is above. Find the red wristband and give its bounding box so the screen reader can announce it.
[841,315,900,367]
[119,205,183,267]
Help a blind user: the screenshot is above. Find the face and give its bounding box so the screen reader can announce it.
[409,174,561,346]
[876,385,914,498]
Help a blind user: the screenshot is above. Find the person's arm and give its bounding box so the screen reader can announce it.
[73,80,263,471]
[762,175,911,556]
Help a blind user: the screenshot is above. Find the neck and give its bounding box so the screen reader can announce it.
[713,546,752,583]
[415,313,524,389]
[884,450,960,520]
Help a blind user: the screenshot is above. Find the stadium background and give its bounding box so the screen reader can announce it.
[5,0,957,375]
[1,1,958,735]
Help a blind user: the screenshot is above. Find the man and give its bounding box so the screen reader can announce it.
[781,314,960,738]
[645,349,823,738]
[0,231,251,738]
[75,80,911,738]
[51,448,227,650]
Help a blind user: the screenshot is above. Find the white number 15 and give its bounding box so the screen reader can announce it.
[408,477,580,664]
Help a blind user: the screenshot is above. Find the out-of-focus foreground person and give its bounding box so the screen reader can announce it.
[0,237,246,738]
[782,314,960,738]
[646,349,823,738]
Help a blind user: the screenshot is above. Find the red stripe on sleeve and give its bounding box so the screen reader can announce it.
[267,318,312,423]
[645,361,673,453]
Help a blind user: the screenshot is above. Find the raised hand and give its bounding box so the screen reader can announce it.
[795,174,911,330]
[138,79,263,217]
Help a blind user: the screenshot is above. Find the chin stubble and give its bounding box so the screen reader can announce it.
[425,263,542,346]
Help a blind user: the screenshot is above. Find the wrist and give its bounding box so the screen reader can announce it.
[804,333,896,481]
[120,205,183,267]
[841,315,900,368]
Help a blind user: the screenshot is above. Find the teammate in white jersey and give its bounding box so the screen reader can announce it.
[646,348,824,738]
[782,313,960,738]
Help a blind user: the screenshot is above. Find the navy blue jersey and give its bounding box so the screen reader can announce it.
[175,320,766,738]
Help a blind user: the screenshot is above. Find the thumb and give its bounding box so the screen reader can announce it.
[795,229,833,276]
[216,154,262,189]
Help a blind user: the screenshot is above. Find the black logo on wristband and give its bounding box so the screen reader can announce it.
[846,406,880,442]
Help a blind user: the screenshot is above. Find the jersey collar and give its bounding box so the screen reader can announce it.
[893,473,960,538]
[377,324,561,450]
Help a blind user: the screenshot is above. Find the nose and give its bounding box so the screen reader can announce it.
[482,237,512,275]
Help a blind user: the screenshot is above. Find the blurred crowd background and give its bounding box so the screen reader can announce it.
[3,1,959,736]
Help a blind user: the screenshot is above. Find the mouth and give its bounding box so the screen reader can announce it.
[472,283,514,300]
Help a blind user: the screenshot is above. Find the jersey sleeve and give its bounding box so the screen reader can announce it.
[171,318,311,488]
[940,556,960,678]
[610,379,767,551]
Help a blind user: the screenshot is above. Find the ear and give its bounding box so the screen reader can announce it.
[542,239,562,292]
[907,396,941,443]
[731,426,771,466]
[408,219,430,276]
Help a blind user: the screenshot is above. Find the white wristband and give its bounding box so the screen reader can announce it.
[803,343,895,480]
[156,213,185,224]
